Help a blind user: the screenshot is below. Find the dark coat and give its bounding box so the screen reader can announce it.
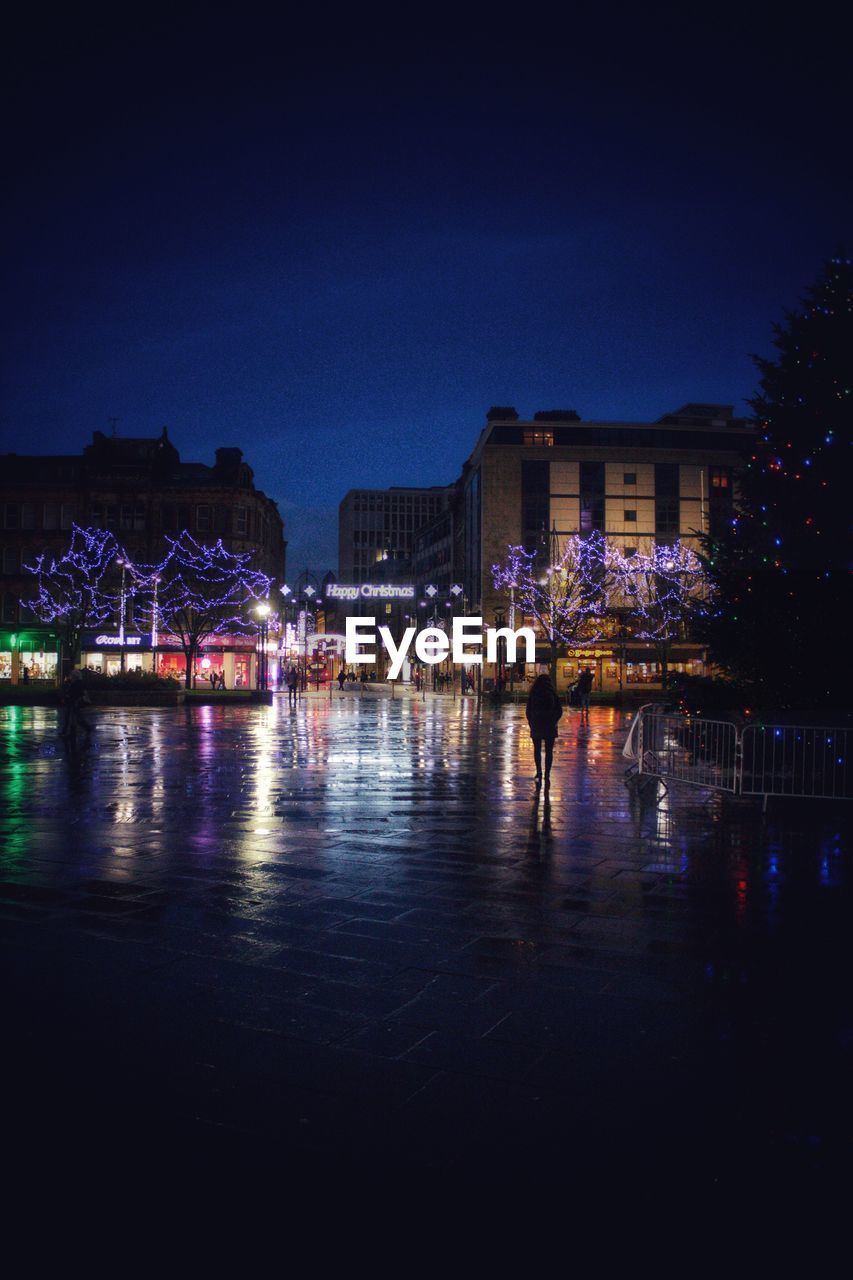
[525,676,563,741]
[576,669,594,694]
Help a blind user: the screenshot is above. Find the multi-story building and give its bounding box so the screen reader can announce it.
[0,429,285,686]
[338,486,450,582]
[462,404,756,690]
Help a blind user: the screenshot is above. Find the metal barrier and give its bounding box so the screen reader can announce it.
[740,724,852,801]
[631,709,852,803]
[636,710,738,793]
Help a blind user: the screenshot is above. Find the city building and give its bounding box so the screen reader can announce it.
[461,404,757,691]
[0,429,285,686]
[338,486,450,581]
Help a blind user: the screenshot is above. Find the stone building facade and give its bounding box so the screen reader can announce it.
[0,429,285,685]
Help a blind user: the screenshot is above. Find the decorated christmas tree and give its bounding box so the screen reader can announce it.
[492,528,620,679]
[23,525,121,666]
[138,532,271,688]
[697,254,852,711]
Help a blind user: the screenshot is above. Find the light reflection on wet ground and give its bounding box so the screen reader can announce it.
[2,697,851,1185]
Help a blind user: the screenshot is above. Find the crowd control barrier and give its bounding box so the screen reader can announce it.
[628,707,852,805]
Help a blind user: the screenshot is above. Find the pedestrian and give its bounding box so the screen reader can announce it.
[337,668,346,691]
[287,665,299,706]
[576,666,594,717]
[60,669,94,743]
[525,672,563,785]
[209,670,217,690]
[22,665,30,685]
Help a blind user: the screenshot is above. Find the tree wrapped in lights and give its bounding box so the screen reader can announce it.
[138,532,271,688]
[22,525,122,665]
[618,543,707,686]
[492,529,620,678]
[696,254,852,711]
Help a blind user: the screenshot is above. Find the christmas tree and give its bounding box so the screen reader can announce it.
[697,254,851,712]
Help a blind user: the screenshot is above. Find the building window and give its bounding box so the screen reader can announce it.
[710,467,730,488]
[624,510,638,522]
[579,462,605,533]
[196,505,212,534]
[120,504,145,531]
[623,473,637,485]
[43,504,58,530]
[521,460,550,557]
[655,499,679,535]
[2,548,19,574]
[60,504,74,530]
[4,504,19,530]
[523,430,554,447]
[234,506,248,535]
[21,503,35,530]
[2,592,16,622]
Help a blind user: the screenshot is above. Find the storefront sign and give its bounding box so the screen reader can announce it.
[568,648,614,658]
[81,632,153,649]
[326,584,415,601]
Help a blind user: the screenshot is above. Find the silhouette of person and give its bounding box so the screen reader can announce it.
[525,673,563,785]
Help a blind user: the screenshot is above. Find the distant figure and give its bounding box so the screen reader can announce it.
[576,667,594,717]
[414,670,421,692]
[209,671,217,690]
[60,669,94,743]
[337,668,346,691]
[525,673,563,785]
[218,672,226,690]
[22,665,30,685]
[287,665,299,706]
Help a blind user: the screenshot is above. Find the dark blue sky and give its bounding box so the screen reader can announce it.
[2,8,849,573]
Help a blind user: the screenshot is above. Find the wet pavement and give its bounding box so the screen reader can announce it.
[2,695,851,1187]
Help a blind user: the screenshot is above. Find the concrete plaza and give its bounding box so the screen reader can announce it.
[2,694,851,1187]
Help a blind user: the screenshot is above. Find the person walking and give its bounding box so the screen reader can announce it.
[576,666,594,717]
[337,667,346,691]
[525,672,563,785]
[287,665,299,706]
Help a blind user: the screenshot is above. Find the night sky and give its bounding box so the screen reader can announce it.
[2,8,849,574]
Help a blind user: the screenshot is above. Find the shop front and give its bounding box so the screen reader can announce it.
[559,647,619,693]
[156,644,254,689]
[623,648,706,687]
[80,631,153,677]
[0,630,61,685]
[556,645,706,693]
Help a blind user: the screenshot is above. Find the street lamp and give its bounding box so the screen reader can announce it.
[255,602,271,691]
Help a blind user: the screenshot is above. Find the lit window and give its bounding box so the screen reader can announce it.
[523,430,555,447]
